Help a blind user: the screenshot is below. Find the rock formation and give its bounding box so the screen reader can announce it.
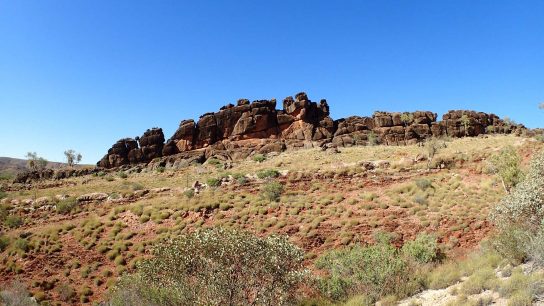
[97,92,527,169]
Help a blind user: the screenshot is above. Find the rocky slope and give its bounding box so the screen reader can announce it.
[98,92,527,168]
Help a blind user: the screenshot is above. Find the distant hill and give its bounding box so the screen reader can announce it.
[0,157,89,180]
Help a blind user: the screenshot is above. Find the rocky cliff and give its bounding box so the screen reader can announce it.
[97,92,526,168]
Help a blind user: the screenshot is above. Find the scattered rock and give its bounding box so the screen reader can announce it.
[77,193,108,203]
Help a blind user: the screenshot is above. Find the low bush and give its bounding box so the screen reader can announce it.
[14,238,29,252]
[261,181,283,202]
[460,268,497,295]
[183,189,195,198]
[0,234,9,252]
[489,150,544,266]
[56,197,78,214]
[118,171,128,179]
[108,227,306,306]
[415,179,432,191]
[316,232,433,302]
[55,283,76,302]
[257,169,280,179]
[206,178,221,188]
[253,154,266,163]
[4,215,23,228]
[401,234,439,264]
[488,146,524,193]
[427,261,461,289]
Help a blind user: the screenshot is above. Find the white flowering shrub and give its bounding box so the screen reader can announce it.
[109,227,307,306]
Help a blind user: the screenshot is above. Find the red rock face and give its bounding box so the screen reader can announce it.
[97,92,527,168]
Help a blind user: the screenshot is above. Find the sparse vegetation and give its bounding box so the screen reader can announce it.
[0,135,538,304]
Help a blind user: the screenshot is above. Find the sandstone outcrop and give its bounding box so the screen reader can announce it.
[97,92,527,169]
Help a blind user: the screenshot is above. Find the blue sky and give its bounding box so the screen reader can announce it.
[1,1,543,164]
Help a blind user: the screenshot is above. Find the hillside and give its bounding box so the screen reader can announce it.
[1,134,543,305]
[0,157,70,179]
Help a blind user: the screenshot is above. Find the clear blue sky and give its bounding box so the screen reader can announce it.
[1,1,543,164]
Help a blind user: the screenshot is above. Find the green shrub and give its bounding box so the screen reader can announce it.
[156,166,165,173]
[118,171,128,179]
[14,238,29,252]
[368,132,378,146]
[0,235,9,252]
[4,215,23,228]
[508,291,533,306]
[401,234,438,264]
[253,154,266,163]
[261,181,283,202]
[498,269,544,301]
[109,227,306,306]
[489,146,524,193]
[0,204,8,221]
[490,150,544,265]
[415,179,432,191]
[315,233,418,302]
[460,268,497,295]
[344,295,373,306]
[0,190,7,200]
[360,192,377,202]
[55,283,76,302]
[413,194,428,206]
[257,169,280,179]
[207,178,221,188]
[105,175,114,182]
[183,189,195,198]
[491,226,530,264]
[56,197,78,214]
[427,261,461,289]
[131,183,145,191]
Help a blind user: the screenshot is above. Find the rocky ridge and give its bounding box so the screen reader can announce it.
[98,92,527,169]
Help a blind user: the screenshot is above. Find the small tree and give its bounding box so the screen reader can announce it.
[401,113,414,142]
[425,138,443,169]
[64,150,82,168]
[400,113,413,127]
[503,116,517,131]
[489,146,524,193]
[460,114,470,136]
[25,152,48,171]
